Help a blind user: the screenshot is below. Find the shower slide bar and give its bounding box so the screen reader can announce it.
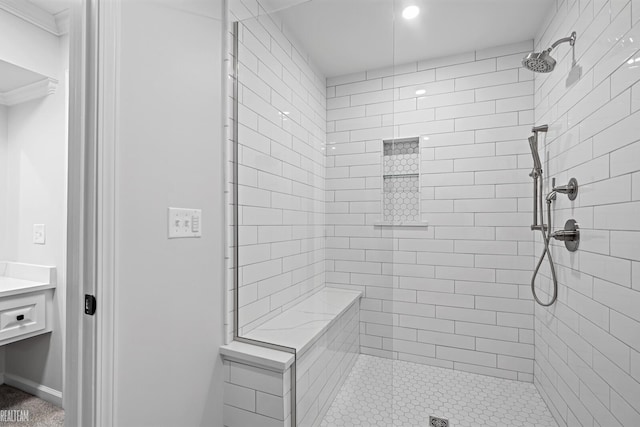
[526,125,580,307]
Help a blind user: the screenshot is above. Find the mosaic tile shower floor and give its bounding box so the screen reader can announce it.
[320,355,557,427]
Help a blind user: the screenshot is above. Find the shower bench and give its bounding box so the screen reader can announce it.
[220,287,361,427]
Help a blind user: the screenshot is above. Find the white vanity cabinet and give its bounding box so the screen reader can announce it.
[0,262,56,346]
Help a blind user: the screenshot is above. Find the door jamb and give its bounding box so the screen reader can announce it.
[65,1,118,426]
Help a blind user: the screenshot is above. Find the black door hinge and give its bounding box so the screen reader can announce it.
[85,294,97,315]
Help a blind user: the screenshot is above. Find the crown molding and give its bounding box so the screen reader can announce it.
[0,77,58,106]
[55,9,70,35]
[0,0,63,36]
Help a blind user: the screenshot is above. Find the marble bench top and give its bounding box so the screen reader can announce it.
[244,287,362,356]
[220,287,362,370]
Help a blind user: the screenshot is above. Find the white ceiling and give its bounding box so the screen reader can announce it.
[26,0,72,15]
[0,60,47,93]
[271,0,555,77]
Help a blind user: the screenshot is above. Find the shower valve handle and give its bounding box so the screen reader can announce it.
[553,184,575,194]
[552,219,580,252]
[551,229,578,241]
[551,177,579,201]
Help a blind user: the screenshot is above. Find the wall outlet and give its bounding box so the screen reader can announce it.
[33,224,46,244]
[168,208,202,238]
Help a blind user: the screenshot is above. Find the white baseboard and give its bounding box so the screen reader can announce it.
[3,373,62,408]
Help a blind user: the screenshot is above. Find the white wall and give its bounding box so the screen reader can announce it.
[325,41,539,381]
[0,9,59,78]
[533,1,640,426]
[113,1,225,425]
[1,24,68,399]
[233,2,327,336]
[0,105,6,381]
[0,105,8,261]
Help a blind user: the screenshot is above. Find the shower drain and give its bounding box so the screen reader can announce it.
[429,416,449,427]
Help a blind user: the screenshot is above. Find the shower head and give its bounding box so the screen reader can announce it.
[522,31,577,73]
[528,135,542,173]
[522,50,556,73]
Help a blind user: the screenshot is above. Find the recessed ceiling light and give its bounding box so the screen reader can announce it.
[402,5,420,20]
[415,89,426,95]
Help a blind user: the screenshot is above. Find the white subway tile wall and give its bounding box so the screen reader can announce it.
[296,302,359,426]
[533,1,640,426]
[223,360,292,427]
[231,4,327,335]
[326,41,537,381]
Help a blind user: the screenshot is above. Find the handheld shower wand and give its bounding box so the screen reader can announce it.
[528,136,541,231]
[528,125,547,231]
[528,136,542,173]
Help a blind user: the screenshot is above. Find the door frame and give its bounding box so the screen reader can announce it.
[66,0,118,425]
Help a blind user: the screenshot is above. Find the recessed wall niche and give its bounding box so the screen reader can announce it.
[381,137,421,225]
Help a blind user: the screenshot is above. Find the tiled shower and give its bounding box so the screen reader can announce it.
[224,0,640,426]
[325,40,538,382]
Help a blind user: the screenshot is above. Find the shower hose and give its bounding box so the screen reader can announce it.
[531,176,558,306]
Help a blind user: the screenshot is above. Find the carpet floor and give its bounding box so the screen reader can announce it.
[0,384,63,427]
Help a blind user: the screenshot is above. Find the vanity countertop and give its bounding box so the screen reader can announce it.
[0,262,56,298]
[0,277,56,298]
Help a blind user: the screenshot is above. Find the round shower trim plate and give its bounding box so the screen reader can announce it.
[568,177,578,200]
[564,219,580,252]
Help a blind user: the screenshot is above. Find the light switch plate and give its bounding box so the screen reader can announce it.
[33,224,46,244]
[168,208,202,238]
